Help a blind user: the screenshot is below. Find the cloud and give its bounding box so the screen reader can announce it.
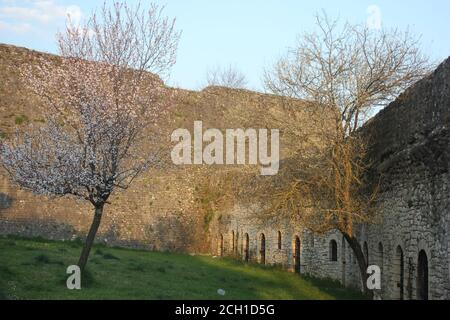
[0,0,82,34]
[366,5,382,30]
[0,19,32,34]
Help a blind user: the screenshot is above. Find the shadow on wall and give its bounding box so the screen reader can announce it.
[98,222,152,250]
[0,216,172,251]
[146,213,197,252]
[0,209,203,252]
[0,217,80,241]
[0,193,13,211]
[98,224,155,250]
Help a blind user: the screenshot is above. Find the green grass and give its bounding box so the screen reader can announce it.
[14,114,28,125]
[0,236,366,300]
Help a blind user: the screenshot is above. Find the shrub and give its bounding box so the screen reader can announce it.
[14,115,28,125]
[34,254,50,264]
[102,253,120,260]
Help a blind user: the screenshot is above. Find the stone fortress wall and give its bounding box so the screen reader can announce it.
[0,44,315,254]
[0,44,448,300]
[212,57,450,300]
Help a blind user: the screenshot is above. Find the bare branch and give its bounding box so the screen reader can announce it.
[204,64,248,89]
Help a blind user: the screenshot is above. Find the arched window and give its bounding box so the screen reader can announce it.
[329,240,338,261]
[235,232,239,255]
[260,233,266,264]
[277,231,282,250]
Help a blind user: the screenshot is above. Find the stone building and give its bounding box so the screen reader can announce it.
[211,57,450,300]
[0,44,449,300]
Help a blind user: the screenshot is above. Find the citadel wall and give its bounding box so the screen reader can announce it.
[0,44,448,299]
[0,44,309,253]
[213,57,450,300]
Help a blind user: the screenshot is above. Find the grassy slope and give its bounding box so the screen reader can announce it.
[0,236,366,300]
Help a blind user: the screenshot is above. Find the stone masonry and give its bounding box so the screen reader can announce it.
[212,57,450,300]
[0,44,449,300]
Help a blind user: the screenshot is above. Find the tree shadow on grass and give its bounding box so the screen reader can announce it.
[194,256,367,300]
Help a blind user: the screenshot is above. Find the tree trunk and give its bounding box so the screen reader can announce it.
[342,233,372,298]
[78,203,104,272]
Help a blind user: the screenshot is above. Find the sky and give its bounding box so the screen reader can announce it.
[1,0,450,91]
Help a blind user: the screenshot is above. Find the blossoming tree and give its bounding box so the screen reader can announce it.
[0,2,180,272]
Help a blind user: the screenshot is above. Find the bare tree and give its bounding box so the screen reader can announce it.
[205,64,248,89]
[0,1,180,272]
[263,13,432,294]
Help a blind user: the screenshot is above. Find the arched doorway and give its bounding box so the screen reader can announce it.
[260,233,266,264]
[329,240,338,261]
[394,245,405,300]
[417,250,429,300]
[277,231,282,250]
[219,234,224,257]
[294,236,301,274]
[244,233,249,262]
